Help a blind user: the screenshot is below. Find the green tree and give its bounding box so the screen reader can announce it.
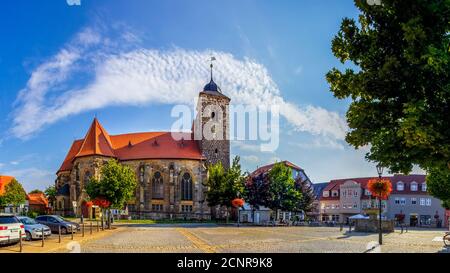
[86,160,137,227]
[426,164,450,209]
[0,179,27,207]
[295,178,315,216]
[205,156,246,222]
[267,163,302,220]
[44,185,57,208]
[29,189,43,194]
[326,0,450,174]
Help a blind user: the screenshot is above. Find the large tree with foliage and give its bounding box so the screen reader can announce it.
[0,179,27,207]
[44,185,57,208]
[266,163,302,220]
[86,160,137,227]
[86,159,137,209]
[326,0,450,174]
[205,156,246,221]
[295,178,315,216]
[426,164,450,209]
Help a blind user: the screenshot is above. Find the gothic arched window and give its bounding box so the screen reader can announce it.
[181,173,193,201]
[75,164,80,182]
[84,171,91,186]
[152,172,164,199]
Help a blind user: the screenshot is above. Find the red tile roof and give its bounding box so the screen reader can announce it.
[0,176,15,195]
[250,160,303,177]
[58,119,204,173]
[320,174,427,200]
[27,193,49,207]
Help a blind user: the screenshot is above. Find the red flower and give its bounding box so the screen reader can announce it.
[92,197,111,208]
[232,198,245,208]
[85,201,93,207]
[368,178,392,200]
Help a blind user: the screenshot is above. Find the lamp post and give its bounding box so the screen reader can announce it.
[376,164,383,245]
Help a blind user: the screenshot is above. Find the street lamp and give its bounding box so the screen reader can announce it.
[376,164,383,245]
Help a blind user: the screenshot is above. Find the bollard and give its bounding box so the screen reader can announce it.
[90,222,93,235]
[96,220,99,232]
[19,231,23,253]
[58,225,61,243]
[82,223,85,237]
[41,228,45,247]
[71,226,74,240]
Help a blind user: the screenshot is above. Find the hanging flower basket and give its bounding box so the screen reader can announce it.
[368,178,392,200]
[232,198,245,208]
[85,201,93,208]
[92,197,111,209]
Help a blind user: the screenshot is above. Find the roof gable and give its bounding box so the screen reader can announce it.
[75,118,115,158]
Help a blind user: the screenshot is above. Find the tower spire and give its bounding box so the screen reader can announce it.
[210,56,216,82]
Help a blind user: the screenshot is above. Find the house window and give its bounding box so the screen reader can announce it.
[331,204,335,209]
[342,191,346,197]
[323,191,329,198]
[181,205,193,212]
[152,172,164,199]
[354,191,358,197]
[151,204,163,211]
[411,198,417,205]
[181,173,193,201]
[420,198,425,206]
[426,198,431,206]
[410,182,418,191]
[422,183,427,192]
[397,182,404,191]
[332,190,338,197]
[365,190,371,196]
[400,198,406,206]
[395,198,400,205]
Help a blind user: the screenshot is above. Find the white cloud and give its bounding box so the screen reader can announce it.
[291,137,345,151]
[0,163,4,169]
[241,155,260,164]
[6,168,54,192]
[11,27,348,141]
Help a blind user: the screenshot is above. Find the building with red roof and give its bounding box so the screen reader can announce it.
[55,72,230,220]
[26,192,50,214]
[0,176,15,196]
[319,175,448,227]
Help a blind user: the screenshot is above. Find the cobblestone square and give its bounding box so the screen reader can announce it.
[60,225,449,253]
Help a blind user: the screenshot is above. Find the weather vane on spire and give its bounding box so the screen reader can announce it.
[209,56,216,81]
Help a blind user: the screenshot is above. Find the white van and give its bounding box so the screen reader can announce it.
[0,214,26,245]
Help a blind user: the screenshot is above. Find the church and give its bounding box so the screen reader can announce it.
[55,66,230,220]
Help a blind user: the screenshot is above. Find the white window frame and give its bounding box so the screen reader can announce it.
[400,198,406,206]
[410,182,418,191]
[323,191,329,198]
[395,198,400,205]
[422,183,427,192]
[426,198,431,206]
[411,198,417,205]
[397,181,404,191]
[420,198,425,206]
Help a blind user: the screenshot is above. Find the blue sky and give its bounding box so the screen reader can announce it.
[0,0,409,192]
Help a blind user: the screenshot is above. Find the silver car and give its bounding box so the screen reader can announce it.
[17,216,51,241]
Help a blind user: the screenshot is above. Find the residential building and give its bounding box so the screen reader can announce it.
[319,174,448,228]
[247,161,313,222]
[26,192,50,214]
[310,182,328,221]
[55,71,230,220]
[387,175,446,227]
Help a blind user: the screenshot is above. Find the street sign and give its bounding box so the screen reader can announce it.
[72,201,77,208]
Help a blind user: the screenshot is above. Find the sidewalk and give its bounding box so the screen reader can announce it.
[0,223,122,253]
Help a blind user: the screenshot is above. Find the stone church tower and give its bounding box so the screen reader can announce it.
[194,61,231,169]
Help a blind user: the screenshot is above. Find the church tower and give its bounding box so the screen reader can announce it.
[194,58,230,169]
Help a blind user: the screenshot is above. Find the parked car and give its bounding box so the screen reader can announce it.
[17,216,51,241]
[35,215,80,234]
[0,214,26,245]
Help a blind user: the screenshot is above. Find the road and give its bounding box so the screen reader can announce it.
[53,224,449,253]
